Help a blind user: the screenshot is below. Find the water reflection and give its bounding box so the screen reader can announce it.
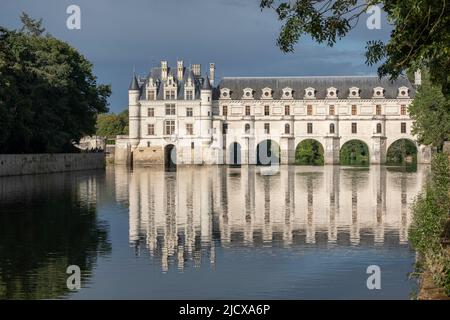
[0,171,111,299]
[125,165,429,273]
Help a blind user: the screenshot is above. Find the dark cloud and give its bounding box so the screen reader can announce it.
[0,0,392,112]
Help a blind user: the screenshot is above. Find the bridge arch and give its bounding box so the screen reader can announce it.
[256,139,280,165]
[164,144,177,169]
[295,139,324,165]
[340,139,370,166]
[386,138,418,165]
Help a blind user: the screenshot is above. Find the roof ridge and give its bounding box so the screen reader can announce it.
[221,75,383,79]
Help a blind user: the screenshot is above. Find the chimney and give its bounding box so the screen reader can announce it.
[161,60,168,81]
[209,63,215,86]
[177,60,184,80]
[414,69,422,86]
[192,64,201,77]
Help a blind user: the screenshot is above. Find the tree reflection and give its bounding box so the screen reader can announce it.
[0,172,111,299]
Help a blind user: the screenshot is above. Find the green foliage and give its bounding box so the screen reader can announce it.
[409,154,450,296]
[96,109,128,139]
[295,139,324,165]
[340,140,369,166]
[0,14,111,153]
[19,12,45,36]
[386,139,417,165]
[260,1,450,94]
[409,71,450,150]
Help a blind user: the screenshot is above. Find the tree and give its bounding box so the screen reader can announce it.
[95,110,128,139]
[260,1,450,94]
[295,139,324,165]
[408,71,450,150]
[0,14,111,153]
[19,12,45,36]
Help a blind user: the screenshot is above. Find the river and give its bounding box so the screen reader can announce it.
[0,165,429,299]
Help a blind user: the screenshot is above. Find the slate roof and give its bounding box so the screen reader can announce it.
[216,75,415,100]
[129,74,140,90]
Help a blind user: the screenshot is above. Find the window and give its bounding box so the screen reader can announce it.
[401,122,407,133]
[186,107,193,117]
[307,105,313,115]
[245,105,251,116]
[148,91,155,100]
[164,120,175,135]
[264,105,270,116]
[147,124,155,135]
[147,108,154,117]
[329,123,335,134]
[351,122,357,134]
[351,105,357,115]
[165,90,175,100]
[245,124,250,134]
[307,123,313,134]
[285,105,290,116]
[165,104,176,115]
[329,105,335,115]
[222,105,228,116]
[401,105,407,115]
[186,123,193,135]
[376,105,381,115]
[264,123,270,134]
[191,142,195,149]
[222,123,228,134]
[284,124,290,134]
[186,90,193,100]
[376,123,382,134]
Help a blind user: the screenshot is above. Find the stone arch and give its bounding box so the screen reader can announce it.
[386,138,418,165]
[164,144,176,169]
[229,142,242,166]
[340,139,370,166]
[295,139,324,165]
[256,139,280,166]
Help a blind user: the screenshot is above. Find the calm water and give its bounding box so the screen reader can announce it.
[0,165,429,299]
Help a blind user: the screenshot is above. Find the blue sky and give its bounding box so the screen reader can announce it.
[0,0,392,113]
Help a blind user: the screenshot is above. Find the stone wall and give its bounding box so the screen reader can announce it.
[133,146,164,165]
[0,153,105,177]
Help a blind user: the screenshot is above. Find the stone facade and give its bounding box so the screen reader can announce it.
[116,60,431,166]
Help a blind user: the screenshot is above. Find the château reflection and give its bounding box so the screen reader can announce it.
[125,165,429,272]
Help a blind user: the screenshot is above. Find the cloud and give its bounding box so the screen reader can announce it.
[0,0,387,112]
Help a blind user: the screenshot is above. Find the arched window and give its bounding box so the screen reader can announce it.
[285,124,290,134]
[376,123,382,134]
[245,123,251,134]
[329,123,335,134]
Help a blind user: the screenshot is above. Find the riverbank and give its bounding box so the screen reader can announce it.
[411,154,450,300]
[0,153,105,177]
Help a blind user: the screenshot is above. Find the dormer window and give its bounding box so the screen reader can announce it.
[261,87,272,99]
[305,87,315,99]
[166,75,177,88]
[373,87,384,98]
[398,86,409,98]
[349,87,360,98]
[327,87,338,99]
[242,88,254,99]
[220,88,231,99]
[282,87,293,99]
[147,90,155,100]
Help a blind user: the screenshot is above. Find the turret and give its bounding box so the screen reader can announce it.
[128,74,141,147]
[200,74,213,141]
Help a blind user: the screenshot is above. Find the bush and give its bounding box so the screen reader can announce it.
[409,153,450,296]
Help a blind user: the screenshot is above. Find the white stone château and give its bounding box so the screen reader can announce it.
[115,60,431,166]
